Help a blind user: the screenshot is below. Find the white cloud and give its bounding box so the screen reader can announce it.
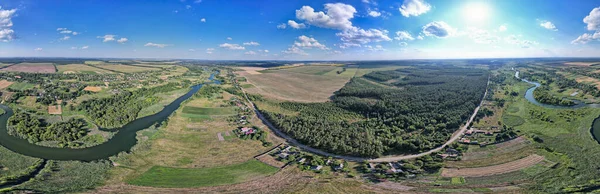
[0,8,17,42]
[467,28,500,44]
[332,50,342,54]
[571,32,600,44]
[34,48,42,51]
[244,51,257,55]
[282,46,308,55]
[97,35,116,42]
[366,45,385,51]
[394,31,414,40]
[60,36,71,41]
[144,42,170,48]
[60,30,72,34]
[287,20,307,29]
[117,38,128,43]
[56,28,66,31]
[227,37,232,40]
[422,21,455,38]
[188,49,196,52]
[277,23,287,29]
[294,35,328,50]
[70,47,77,50]
[243,41,260,46]
[540,21,557,31]
[200,18,206,22]
[399,42,408,46]
[584,7,600,31]
[219,43,245,50]
[337,28,392,44]
[417,35,424,40]
[339,42,361,49]
[499,25,507,32]
[295,3,356,30]
[206,48,214,54]
[72,32,79,35]
[264,50,269,53]
[194,0,202,3]
[81,46,89,49]
[504,35,538,48]
[186,5,192,9]
[368,10,381,17]
[399,0,431,17]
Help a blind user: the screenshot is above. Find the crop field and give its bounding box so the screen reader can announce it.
[182,106,236,116]
[57,64,114,74]
[241,66,354,102]
[1,63,56,73]
[0,80,13,90]
[268,66,338,75]
[93,64,161,73]
[236,67,267,75]
[48,105,62,115]
[441,154,545,177]
[8,82,35,90]
[0,146,41,181]
[354,66,410,77]
[83,86,103,92]
[128,160,279,188]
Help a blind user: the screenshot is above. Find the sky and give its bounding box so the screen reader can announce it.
[0,0,600,60]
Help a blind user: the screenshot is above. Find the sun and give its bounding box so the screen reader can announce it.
[463,2,491,24]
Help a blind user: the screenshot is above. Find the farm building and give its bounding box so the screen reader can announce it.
[311,165,323,171]
[240,127,255,135]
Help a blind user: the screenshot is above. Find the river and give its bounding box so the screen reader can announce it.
[0,72,219,161]
[515,71,600,144]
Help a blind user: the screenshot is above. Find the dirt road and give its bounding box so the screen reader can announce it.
[239,77,490,162]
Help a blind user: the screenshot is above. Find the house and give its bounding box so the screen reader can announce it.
[326,160,332,165]
[485,131,494,136]
[335,163,344,171]
[368,163,376,171]
[283,146,292,152]
[465,129,473,135]
[312,165,323,171]
[387,162,403,173]
[460,138,471,144]
[240,127,255,135]
[278,153,289,159]
[445,148,460,155]
[297,158,306,164]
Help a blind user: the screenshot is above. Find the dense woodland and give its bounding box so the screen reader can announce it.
[533,86,575,106]
[8,111,87,145]
[259,66,488,157]
[78,82,185,128]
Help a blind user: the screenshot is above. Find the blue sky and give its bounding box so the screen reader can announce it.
[0,0,599,60]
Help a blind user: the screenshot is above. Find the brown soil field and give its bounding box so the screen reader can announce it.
[241,70,352,102]
[95,64,161,73]
[1,63,56,73]
[48,105,62,115]
[83,86,103,92]
[255,154,286,168]
[564,62,600,66]
[57,64,113,74]
[0,80,14,90]
[441,154,544,177]
[462,137,529,160]
[237,67,267,75]
[574,76,600,89]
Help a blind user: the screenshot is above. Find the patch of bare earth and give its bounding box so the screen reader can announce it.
[237,67,267,75]
[441,154,544,177]
[48,105,62,115]
[242,71,351,102]
[1,63,56,73]
[84,86,103,92]
[0,80,13,89]
[564,62,599,66]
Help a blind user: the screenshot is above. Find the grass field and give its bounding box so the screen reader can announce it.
[129,160,278,188]
[241,66,356,102]
[0,146,41,181]
[8,82,35,90]
[1,63,56,73]
[93,64,161,73]
[182,106,236,116]
[57,64,114,74]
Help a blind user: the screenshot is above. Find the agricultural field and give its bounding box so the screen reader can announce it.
[56,64,114,74]
[0,80,13,89]
[129,160,279,188]
[92,64,161,73]
[441,154,545,177]
[1,63,56,73]
[7,82,35,91]
[239,66,356,102]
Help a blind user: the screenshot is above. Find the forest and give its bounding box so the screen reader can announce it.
[532,86,575,106]
[78,82,186,128]
[258,66,488,157]
[8,111,87,145]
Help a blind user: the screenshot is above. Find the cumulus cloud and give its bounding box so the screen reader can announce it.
[243,41,260,46]
[584,7,600,31]
[282,46,308,55]
[295,3,356,30]
[422,21,455,38]
[294,35,328,49]
[81,46,89,49]
[394,31,414,41]
[206,48,214,54]
[0,7,17,42]
[34,48,42,51]
[219,43,245,50]
[540,21,557,31]
[200,18,206,22]
[144,42,170,48]
[571,32,600,44]
[97,35,116,42]
[244,51,257,55]
[287,20,306,29]
[117,38,128,43]
[339,42,361,49]
[227,37,232,40]
[60,30,72,34]
[399,42,408,46]
[499,25,507,32]
[277,23,287,29]
[336,28,391,44]
[467,28,500,44]
[504,35,538,48]
[60,36,71,41]
[368,10,381,17]
[399,0,431,17]
[366,45,385,51]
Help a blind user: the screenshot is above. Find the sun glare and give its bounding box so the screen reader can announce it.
[463,2,490,24]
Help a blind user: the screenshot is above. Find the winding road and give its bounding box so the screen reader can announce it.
[238,76,490,162]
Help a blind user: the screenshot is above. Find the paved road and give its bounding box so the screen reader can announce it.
[238,77,489,162]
